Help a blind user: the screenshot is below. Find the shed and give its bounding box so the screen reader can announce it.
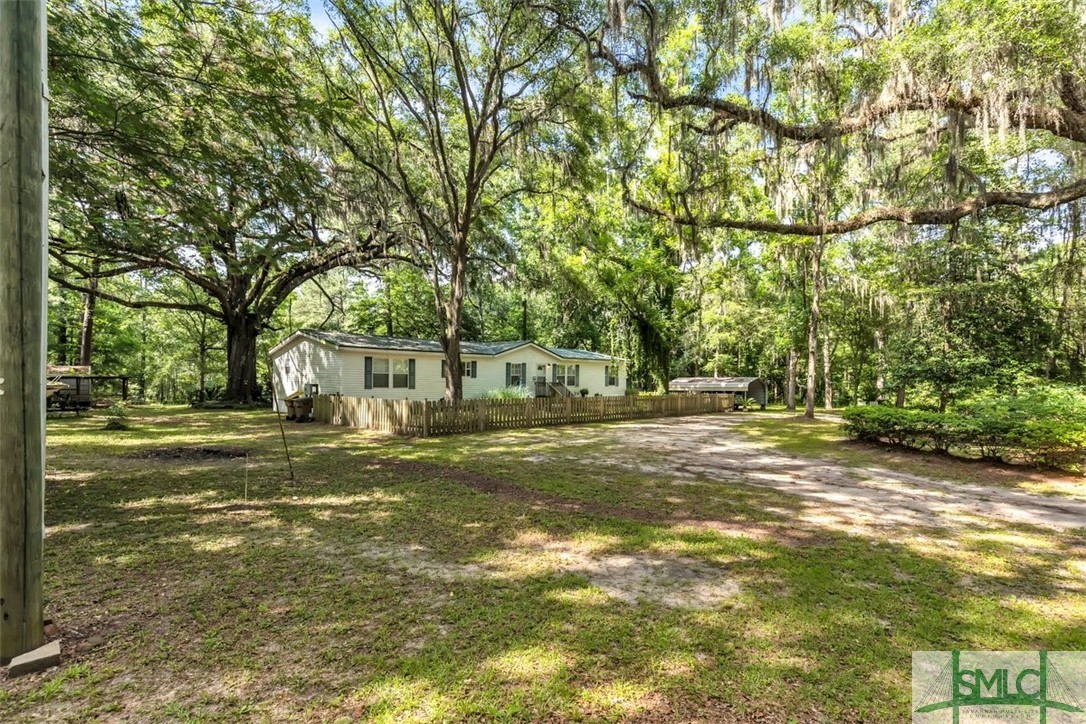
[669,377,767,408]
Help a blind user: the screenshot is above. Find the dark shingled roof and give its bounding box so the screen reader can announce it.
[293,329,617,361]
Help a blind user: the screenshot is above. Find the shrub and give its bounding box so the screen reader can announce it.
[480,386,532,400]
[102,401,131,431]
[841,387,1086,472]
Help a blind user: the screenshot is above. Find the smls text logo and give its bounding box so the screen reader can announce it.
[913,651,1086,723]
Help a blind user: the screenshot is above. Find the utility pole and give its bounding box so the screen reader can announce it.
[0,0,48,663]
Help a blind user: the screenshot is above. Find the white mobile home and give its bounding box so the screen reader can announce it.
[270,330,625,409]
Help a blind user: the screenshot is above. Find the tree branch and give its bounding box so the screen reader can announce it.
[626,177,1086,236]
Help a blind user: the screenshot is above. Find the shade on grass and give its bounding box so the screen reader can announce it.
[2,407,1082,721]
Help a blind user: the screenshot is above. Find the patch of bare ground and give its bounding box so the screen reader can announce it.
[368,458,824,547]
[320,534,740,610]
[125,446,249,461]
[548,416,1086,535]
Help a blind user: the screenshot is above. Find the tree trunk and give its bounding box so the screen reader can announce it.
[895,383,906,408]
[225,313,259,402]
[804,239,823,420]
[440,236,468,401]
[822,327,833,410]
[78,260,100,367]
[197,316,209,402]
[56,309,68,365]
[1049,203,1079,377]
[383,280,394,337]
[520,298,528,340]
[939,295,951,413]
[786,348,797,412]
[875,328,886,402]
[198,347,207,401]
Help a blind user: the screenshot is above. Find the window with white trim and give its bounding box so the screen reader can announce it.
[371,358,390,388]
[506,362,526,387]
[605,365,619,387]
[554,363,577,386]
[366,356,415,389]
[393,359,410,388]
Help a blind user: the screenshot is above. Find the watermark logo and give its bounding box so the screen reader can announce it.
[913,651,1086,722]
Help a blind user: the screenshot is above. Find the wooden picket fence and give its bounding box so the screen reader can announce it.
[312,392,735,437]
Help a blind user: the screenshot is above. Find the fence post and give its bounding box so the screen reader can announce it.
[598,395,604,422]
[525,398,533,427]
[476,400,486,432]
[422,400,431,438]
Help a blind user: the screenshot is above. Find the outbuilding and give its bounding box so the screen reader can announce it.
[669,376,767,408]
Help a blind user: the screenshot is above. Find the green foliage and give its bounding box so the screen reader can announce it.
[841,385,1086,471]
[479,387,532,400]
[42,0,1086,411]
[102,401,131,431]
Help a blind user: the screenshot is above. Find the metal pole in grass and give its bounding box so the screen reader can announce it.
[266,355,295,483]
[0,0,47,663]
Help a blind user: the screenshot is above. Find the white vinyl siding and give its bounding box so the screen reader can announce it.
[270,337,343,411]
[344,352,440,399]
[270,333,625,405]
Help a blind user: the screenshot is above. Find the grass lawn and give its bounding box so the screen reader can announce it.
[1,407,1083,721]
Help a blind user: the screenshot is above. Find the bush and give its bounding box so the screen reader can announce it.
[841,390,1086,472]
[102,401,131,431]
[480,386,532,400]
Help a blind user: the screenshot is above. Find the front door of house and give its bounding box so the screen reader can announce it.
[534,364,547,397]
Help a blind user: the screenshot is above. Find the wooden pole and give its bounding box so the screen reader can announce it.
[0,0,48,663]
[265,355,294,483]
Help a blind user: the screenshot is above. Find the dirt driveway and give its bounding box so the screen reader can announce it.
[522,414,1086,536]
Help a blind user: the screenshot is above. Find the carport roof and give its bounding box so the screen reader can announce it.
[282,329,620,361]
[670,376,763,392]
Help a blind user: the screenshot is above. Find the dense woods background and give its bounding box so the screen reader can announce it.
[47,0,1086,411]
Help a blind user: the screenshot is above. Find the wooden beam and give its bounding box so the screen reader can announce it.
[0,0,48,663]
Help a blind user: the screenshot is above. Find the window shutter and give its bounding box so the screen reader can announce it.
[605,365,610,386]
[505,362,511,387]
[551,365,557,383]
[408,359,416,389]
[364,356,373,389]
[520,363,527,387]
[471,360,477,378]
[441,359,446,378]
[575,364,580,386]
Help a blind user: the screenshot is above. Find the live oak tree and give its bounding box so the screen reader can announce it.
[325,0,585,400]
[49,0,391,401]
[42,0,1086,408]
[565,0,1086,416]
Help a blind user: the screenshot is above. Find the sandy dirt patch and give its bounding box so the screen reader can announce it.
[558,415,1086,535]
[322,537,740,610]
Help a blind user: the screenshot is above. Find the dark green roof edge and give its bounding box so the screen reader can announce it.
[286,329,621,361]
